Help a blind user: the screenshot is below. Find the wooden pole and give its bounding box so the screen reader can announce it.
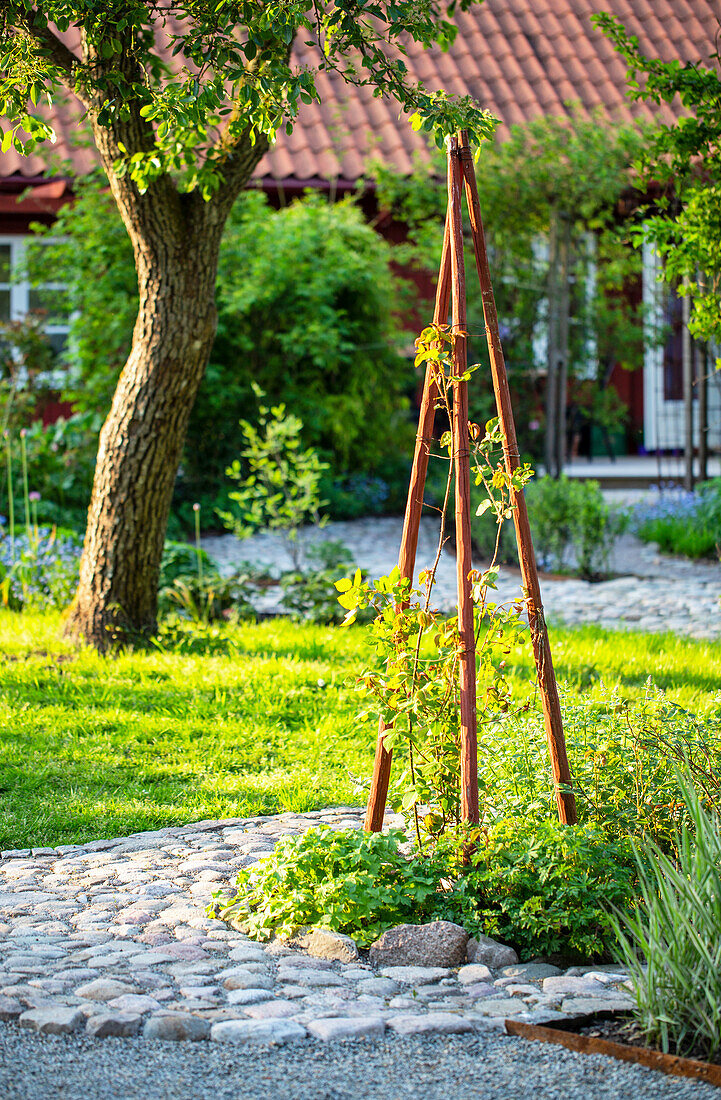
[683,294,694,492]
[458,131,577,825]
[364,215,453,832]
[448,135,479,825]
[555,214,571,476]
[699,342,709,483]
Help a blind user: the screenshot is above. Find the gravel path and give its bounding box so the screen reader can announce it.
[0,1027,715,1100]
[203,514,721,639]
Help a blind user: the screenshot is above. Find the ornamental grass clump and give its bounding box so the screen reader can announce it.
[214,826,440,947]
[612,771,721,1063]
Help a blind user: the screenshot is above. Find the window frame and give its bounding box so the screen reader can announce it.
[0,233,71,348]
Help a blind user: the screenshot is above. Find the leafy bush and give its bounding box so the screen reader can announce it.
[33,179,413,531]
[159,541,218,589]
[476,684,721,853]
[215,826,439,947]
[525,475,623,578]
[218,391,329,568]
[215,816,638,961]
[630,481,721,559]
[158,541,257,624]
[220,401,367,624]
[158,572,256,625]
[439,818,636,960]
[280,540,360,624]
[613,772,721,1061]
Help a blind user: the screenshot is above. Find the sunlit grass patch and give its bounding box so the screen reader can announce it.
[0,610,719,849]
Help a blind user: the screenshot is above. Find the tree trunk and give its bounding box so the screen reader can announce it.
[64,222,224,649]
[59,38,269,652]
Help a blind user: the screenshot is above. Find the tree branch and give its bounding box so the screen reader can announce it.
[14,9,91,108]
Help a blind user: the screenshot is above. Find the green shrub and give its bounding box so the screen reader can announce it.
[158,572,256,625]
[0,413,98,535]
[280,540,360,624]
[525,475,623,579]
[218,391,329,567]
[213,817,639,962]
[440,818,637,961]
[159,541,218,589]
[215,826,440,947]
[158,541,260,624]
[206,192,413,488]
[35,179,414,531]
[477,685,721,853]
[613,772,721,1061]
[468,474,624,573]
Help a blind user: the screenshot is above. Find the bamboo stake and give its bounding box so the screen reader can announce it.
[458,131,577,825]
[364,215,453,832]
[448,136,478,824]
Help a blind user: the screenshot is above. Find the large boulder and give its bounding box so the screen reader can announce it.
[369,921,469,968]
[466,934,518,968]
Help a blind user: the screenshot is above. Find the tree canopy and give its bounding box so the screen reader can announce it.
[0,2,496,649]
[595,12,721,356]
[1,1,495,197]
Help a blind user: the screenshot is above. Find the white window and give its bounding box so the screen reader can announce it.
[642,240,721,452]
[0,235,71,358]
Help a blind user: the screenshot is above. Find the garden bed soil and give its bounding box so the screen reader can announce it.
[505,1014,721,1089]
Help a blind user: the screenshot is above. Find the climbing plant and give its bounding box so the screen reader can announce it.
[337,324,533,850]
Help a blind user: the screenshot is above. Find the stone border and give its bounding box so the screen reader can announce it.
[1,810,633,1043]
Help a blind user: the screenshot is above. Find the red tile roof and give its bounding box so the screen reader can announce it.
[1,0,719,185]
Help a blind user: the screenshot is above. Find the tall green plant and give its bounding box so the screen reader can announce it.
[613,771,721,1061]
[218,390,329,571]
[525,475,623,579]
[216,826,440,946]
[337,326,533,850]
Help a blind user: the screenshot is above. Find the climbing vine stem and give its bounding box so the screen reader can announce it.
[337,324,534,852]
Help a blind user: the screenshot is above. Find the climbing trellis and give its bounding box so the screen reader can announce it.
[364,131,577,832]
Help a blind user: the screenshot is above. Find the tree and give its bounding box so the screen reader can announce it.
[33,180,414,530]
[0,2,494,650]
[595,14,721,354]
[595,13,721,486]
[374,109,646,473]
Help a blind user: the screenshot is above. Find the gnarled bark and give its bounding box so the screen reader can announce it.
[64,222,222,648]
[64,52,268,649]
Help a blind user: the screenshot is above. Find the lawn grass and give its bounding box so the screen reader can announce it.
[1,609,720,850]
